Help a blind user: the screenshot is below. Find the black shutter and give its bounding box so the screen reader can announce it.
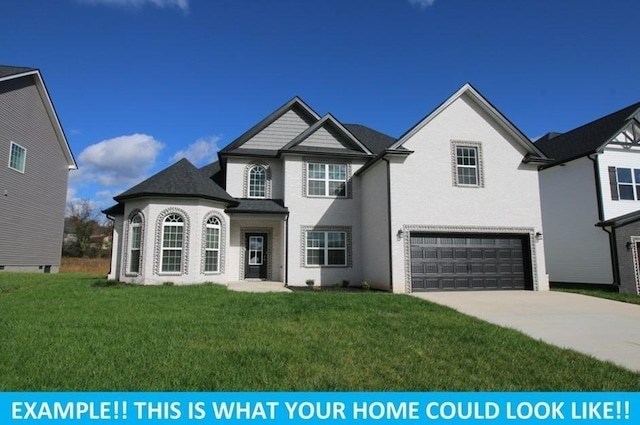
[608,166,619,200]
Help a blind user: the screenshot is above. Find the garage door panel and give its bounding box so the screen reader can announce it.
[410,233,531,291]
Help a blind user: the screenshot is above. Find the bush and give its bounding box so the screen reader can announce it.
[305,279,314,287]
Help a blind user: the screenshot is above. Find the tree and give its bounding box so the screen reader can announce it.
[65,199,100,257]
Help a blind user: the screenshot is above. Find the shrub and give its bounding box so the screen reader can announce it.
[361,281,371,291]
[162,281,175,286]
[305,279,314,287]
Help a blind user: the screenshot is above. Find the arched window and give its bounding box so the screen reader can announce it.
[204,216,221,272]
[128,213,143,274]
[248,165,266,198]
[161,213,184,273]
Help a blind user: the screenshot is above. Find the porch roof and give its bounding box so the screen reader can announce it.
[225,199,288,214]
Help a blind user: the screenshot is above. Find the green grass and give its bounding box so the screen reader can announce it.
[554,288,640,306]
[1,273,639,391]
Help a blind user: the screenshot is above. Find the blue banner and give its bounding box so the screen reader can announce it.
[0,392,636,424]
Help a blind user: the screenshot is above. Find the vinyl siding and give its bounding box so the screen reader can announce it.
[242,108,312,151]
[298,126,351,150]
[597,146,640,220]
[0,75,69,267]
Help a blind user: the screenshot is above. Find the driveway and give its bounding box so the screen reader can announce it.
[411,291,640,372]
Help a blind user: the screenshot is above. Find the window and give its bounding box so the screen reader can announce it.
[616,168,640,200]
[456,146,478,185]
[306,231,347,266]
[307,163,347,197]
[161,214,184,273]
[128,214,143,274]
[452,141,483,187]
[204,216,221,272]
[248,165,266,198]
[8,142,26,173]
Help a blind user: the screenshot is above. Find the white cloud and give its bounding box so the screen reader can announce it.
[409,0,436,8]
[74,133,164,187]
[171,135,221,166]
[78,0,189,12]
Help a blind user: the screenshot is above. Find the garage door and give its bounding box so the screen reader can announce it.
[410,233,531,291]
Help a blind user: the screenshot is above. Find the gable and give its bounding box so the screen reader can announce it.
[391,83,543,160]
[0,68,76,169]
[282,114,373,155]
[238,105,316,151]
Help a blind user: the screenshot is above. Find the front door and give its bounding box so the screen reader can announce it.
[245,233,268,279]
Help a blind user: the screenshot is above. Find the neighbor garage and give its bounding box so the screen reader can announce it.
[410,233,532,291]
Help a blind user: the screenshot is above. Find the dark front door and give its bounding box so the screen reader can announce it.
[245,233,268,279]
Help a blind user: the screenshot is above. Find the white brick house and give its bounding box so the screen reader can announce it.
[106,84,550,292]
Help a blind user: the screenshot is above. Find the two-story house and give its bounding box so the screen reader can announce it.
[0,65,77,273]
[106,84,550,292]
[536,102,640,294]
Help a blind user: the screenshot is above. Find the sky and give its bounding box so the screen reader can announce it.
[2,0,640,212]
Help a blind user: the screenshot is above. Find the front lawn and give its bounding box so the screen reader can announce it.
[554,287,640,306]
[1,273,638,390]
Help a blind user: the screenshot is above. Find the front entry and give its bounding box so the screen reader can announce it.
[245,233,268,279]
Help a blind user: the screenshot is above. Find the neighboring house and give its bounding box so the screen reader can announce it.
[0,65,77,273]
[105,84,550,292]
[536,102,640,294]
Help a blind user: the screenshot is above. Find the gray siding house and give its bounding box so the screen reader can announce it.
[0,65,77,273]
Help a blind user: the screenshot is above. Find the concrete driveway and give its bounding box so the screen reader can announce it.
[411,291,640,372]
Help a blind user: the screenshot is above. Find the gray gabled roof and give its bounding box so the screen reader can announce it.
[344,124,397,154]
[115,158,238,205]
[220,97,320,155]
[0,65,37,79]
[280,113,373,156]
[535,101,640,166]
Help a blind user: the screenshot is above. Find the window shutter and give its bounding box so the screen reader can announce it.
[608,166,619,201]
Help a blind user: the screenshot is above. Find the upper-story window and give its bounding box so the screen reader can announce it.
[248,165,267,198]
[307,163,347,197]
[161,213,184,273]
[451,141,484,188]
[616,168,640,200]
[8,142,26,173]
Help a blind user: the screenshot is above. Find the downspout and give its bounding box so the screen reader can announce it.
[588,154,619,286]
[382,156,393,291]
[105,214,115,276]
[284,213,289,286]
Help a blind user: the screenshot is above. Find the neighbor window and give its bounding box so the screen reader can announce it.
[128,214,143,274]
[8,142,26,173]
[204,216,221,272]
[306,231,347,266]
[616,168,640,200]
[161,214,184,273]
[248,165,266,198]
[307,163,347,197]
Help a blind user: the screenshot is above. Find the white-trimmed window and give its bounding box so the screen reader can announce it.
[204,216,221,272]
[455,146,478,186]
[616,168,640,200]
[161,214,184,273]
[307,163,347,197]
[8,142,26,173]
[128,214,143,274]
[306,231,347,266]
[248,165,266,198]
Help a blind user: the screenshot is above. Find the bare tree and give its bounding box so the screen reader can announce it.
[66,199,100,257]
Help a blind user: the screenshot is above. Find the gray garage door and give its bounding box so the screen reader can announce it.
[410,233,531,291]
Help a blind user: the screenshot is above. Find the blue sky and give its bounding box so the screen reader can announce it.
[3,0,640,211]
